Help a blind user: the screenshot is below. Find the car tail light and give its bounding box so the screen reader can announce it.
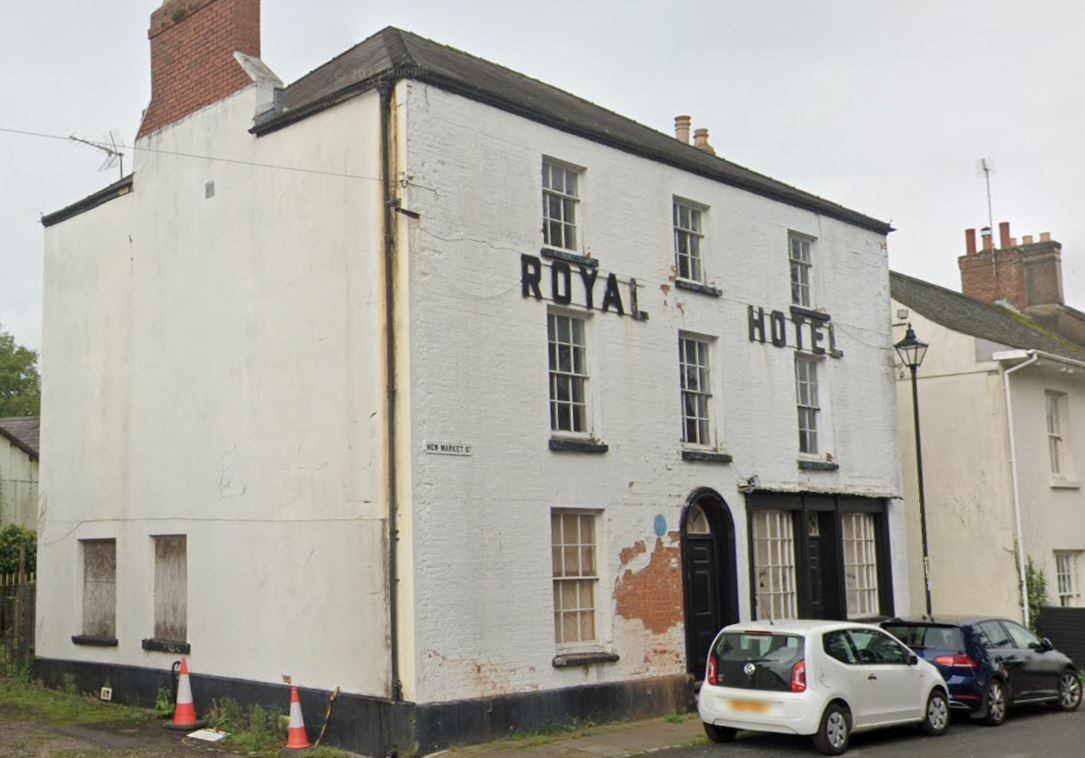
[791,660,806,692]
[933,655,978,668]
[707,655,718,685]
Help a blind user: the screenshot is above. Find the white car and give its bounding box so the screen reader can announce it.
[697,619,950,755]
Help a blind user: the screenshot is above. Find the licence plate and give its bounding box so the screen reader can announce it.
[729,699,770,713]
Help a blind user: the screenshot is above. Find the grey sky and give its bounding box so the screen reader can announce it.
[3,0,1083,350]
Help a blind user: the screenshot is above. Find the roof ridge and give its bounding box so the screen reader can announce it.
[380,26,416,70]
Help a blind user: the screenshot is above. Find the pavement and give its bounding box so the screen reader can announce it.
[446,704,1085,757]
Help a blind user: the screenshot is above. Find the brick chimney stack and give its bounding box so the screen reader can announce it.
[137,0,261,139]
[958,221,1064,311]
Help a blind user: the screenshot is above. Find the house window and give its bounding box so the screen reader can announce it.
[1056,551,1080,607]
[789,233,813,307]
[542,160,580,251]
[81,539,116,639]
[548,312,589,434]
[153,535,187,643]
[551,510,598,645]
[679,334,712,446]
[674,200,705,282]
[752,510,798,620]
[843,513,880,617]
[1046,391,1066,476]
[795,356,820,454]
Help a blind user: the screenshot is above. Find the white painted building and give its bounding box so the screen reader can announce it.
[37,1,907,753]
[0,416,38,530]
[891,230,1085,623]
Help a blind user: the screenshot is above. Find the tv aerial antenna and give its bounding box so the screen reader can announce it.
[69,130,125,180]
[976,157,994,232]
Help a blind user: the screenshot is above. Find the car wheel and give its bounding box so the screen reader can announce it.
[1056,671,1082,711]
[812,703,850,756]
[919,689,949,736]
[702,722,737,742]
[982,680,1007,726]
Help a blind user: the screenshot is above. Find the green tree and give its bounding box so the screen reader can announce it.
[0,525,36,575]
[0,324,40,416]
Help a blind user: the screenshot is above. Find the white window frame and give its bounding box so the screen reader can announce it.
[679,333,713,447]
[843,512,880,618]
[789,232,814,307]
[1055,551,1080,607]
[551,509,600,647]
[673,199,706,283]
[547,310,590,436]
[542,159,581,252]
[795,355,820,455]
[1046,391,1067,477]
[752,510,798,621]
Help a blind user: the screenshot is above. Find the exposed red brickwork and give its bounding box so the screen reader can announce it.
[614,535,683,634]
[959,248,1027,310]
[137,0,260,139]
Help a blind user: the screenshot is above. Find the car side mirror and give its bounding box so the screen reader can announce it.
[908,654,919,666]
[1041,637,1054,651]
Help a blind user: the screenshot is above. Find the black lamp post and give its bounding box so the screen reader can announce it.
[895,324,932,617]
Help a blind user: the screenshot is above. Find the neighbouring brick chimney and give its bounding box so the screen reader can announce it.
[674,115,691,145]
[958,220,1064,311]
[693,127,716,156]
[137,0,261,139]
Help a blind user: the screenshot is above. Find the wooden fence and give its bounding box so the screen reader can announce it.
[0,546,35,676]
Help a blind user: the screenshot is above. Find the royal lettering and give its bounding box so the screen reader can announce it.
[520,253,645,320]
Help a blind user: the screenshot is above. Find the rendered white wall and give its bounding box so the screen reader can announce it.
[402,82,905,705]
[38,85,391,696]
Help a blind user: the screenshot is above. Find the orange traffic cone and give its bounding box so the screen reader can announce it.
[285,686,311,750]
[163,657,207,731]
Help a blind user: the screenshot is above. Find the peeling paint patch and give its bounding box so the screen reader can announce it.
[614,537,683,634]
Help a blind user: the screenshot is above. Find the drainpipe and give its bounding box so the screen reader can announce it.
[379,78,403,704]
[998,349,1039,628]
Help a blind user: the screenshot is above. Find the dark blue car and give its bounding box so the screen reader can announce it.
[881,616,1080,725]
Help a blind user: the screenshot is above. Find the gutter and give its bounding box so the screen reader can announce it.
[993,349,1040,627]
[379,79,403,704]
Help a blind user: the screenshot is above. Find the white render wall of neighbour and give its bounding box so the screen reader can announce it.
[0,437,37,529]
[37,85,392,695]
[402,82,908,705]
[889,307,1021,619]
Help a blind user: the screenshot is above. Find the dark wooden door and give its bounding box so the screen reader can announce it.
[685,536,720,680]
[807,532,826,619]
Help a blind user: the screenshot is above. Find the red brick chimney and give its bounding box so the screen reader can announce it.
[958,221,1064,311]
[137,0,261,139]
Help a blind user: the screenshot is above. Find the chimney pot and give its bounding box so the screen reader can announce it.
[965,228,977,256]
[1023,235,1034,244]
[1040,232,1051,242]
[693,127,716,156]
[674,115,691,145]
[980,226,994,252]
[999,221,1012,249]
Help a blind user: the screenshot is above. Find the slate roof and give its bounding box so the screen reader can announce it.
[890,271,1085,362]
[0,416,39,460]
[254,26,892,234]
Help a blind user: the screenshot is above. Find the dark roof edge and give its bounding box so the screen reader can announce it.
[0,424,38,461]
[253,72,892,235]
[42,174,134,228]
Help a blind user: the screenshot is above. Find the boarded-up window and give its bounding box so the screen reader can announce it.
[153,535,187,642]
[82,539,116,639]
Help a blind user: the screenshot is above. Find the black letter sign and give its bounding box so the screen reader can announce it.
[551,260,572,305]
[601,273,625,315]
[770,310,787,347]
[748,306,766,344]
[521,254,542,299]
[577,265,598,310]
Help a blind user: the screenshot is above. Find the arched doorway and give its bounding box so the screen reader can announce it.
[681,488,739,679]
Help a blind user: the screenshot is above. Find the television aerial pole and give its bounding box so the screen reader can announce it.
[69,130,125,180]
[976,157,994,232]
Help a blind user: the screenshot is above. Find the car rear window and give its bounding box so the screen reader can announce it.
[712,632,804,692]
[883,624,964,651]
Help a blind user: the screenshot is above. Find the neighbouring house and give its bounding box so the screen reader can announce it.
[37,1,908,754]
[891,226,1085,623]
[0,416,39,529]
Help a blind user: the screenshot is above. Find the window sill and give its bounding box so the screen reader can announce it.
[681,449,733,464]
[72,635,118,647]
[541,247,598,268]
[550,438,609,454]
[674,279,722,298]
[798,459,839,472]
[552,650,620,668]
[1050,478,1081,490]
[142,638,191,654]
[790,304,831,323]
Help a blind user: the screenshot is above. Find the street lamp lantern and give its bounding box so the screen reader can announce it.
[895,323,933,617]
[894,325,929,370]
